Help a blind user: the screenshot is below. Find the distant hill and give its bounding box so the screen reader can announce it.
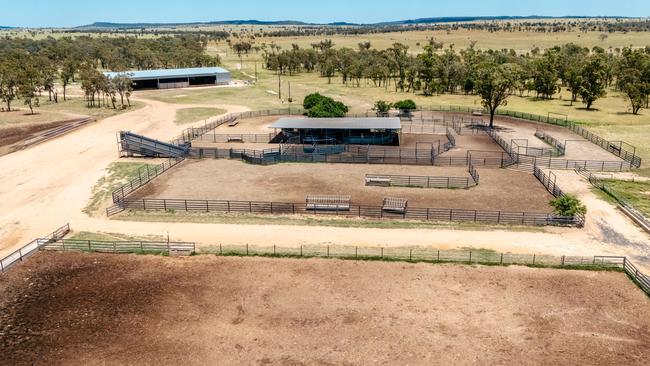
[78,20,311,29]
[76,16,629,30]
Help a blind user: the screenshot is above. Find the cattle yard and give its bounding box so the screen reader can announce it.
[109,109,640,228]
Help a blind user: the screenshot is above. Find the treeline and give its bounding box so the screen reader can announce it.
[0,35,220,71]
[262,40,650,114]
[229,19,650,38]
[0,35,221,112]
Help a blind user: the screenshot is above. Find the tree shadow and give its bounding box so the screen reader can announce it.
[575,107,600,112]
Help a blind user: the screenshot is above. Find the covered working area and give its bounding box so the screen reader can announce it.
[104,67,231,90]
[270,117,402,145]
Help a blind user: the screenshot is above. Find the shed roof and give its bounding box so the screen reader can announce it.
[104,67,230,80]
[270,117,401,130]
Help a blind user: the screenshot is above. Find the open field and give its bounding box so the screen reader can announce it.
[595,180,650,216]
[1,252,649,365]
[132,159,554,212]
[174,107,226,125]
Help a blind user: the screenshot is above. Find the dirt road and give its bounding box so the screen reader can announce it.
[0,97,248,252]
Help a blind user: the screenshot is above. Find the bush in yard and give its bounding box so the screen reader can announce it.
[393,99,417,111]
[373,100,392,116]
[549,194,587,216]
[303,93,349,117]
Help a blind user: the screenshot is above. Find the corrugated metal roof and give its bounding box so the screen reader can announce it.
[269,117,401,130]
[104,67,230,80]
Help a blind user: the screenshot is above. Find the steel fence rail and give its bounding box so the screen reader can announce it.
[575,167,650,233]
[0,223,70,273]
[365,174,476,189]
[112,157,185,204]
[39,239,196,254]
[109,197,584,227]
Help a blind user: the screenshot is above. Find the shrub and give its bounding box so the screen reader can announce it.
[549,194,587,216]
[393,99,417,111]
[303,93,349,118]
[373,100,392,116]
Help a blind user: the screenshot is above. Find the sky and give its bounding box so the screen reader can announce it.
[0,0,648,28]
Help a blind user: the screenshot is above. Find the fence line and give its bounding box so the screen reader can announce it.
[108,197,583,227]
[0,223,70,273]
[535,129,566,156]
[196,132,276,144]
[365,173,477,189]
[575,167,650,233]
[6,235,649,296]
[533,166,564,198]
[407,105,641,168]
[40,239,196,254]
[112,157,184,204]
[486,127,632,172]
[161,105,640,169]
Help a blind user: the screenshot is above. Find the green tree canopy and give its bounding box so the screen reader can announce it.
[303,93,348,118]
[475,62,516,127]
[549,194,587,217]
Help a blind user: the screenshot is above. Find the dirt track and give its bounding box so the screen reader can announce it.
[1,252,649,366]
[134,159,554,212]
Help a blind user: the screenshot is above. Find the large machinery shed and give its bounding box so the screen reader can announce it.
[105,67,231,90]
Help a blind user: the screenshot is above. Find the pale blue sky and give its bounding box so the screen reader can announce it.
[1,0,648,28]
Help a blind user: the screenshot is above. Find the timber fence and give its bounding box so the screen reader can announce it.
[0,223,70,273]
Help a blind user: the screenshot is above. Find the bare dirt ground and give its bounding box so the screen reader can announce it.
[444,133,503,157]
[553,169,650,264]
[133,159,554,212]
[1,252,649,366]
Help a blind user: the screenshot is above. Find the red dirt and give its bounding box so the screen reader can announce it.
[1,252,649,366]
